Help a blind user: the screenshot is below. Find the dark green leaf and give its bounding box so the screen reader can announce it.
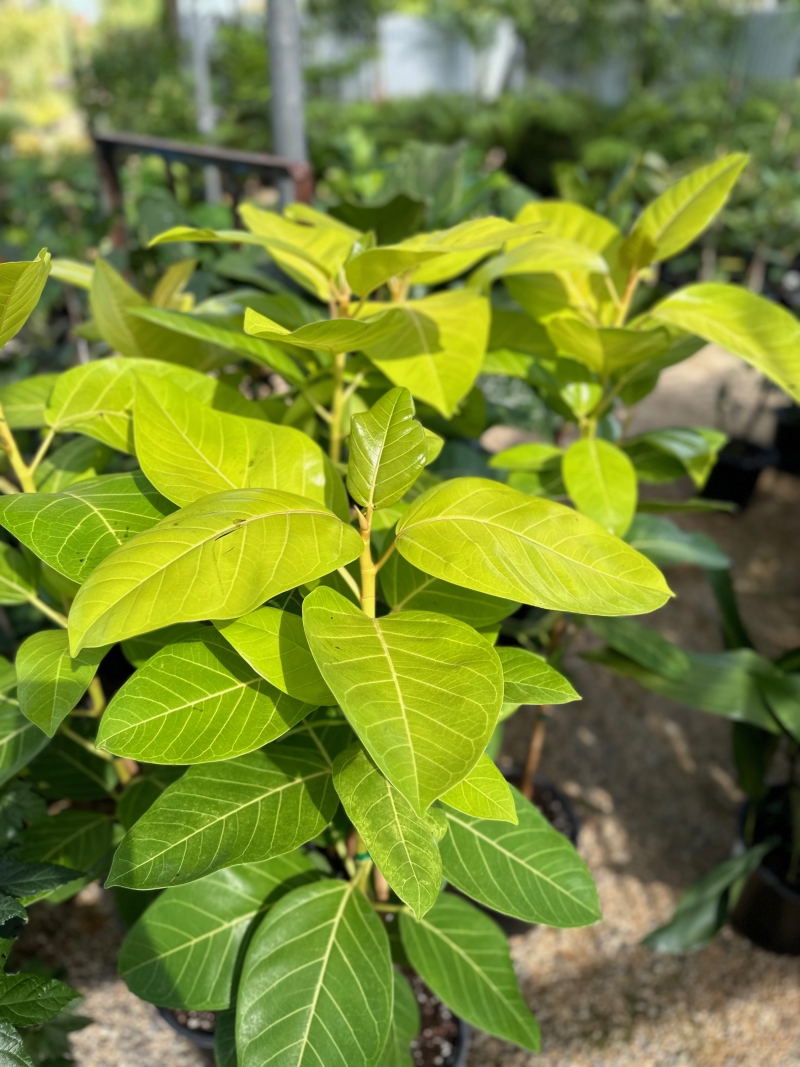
[0,973,80,1027]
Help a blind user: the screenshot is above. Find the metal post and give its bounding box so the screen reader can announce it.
[189,0,223,204]
[267,0,308,204]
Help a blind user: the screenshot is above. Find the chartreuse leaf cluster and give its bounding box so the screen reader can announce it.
[0,162,797,1061]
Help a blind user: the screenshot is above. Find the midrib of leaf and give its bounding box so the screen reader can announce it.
[410,914,530,1023]
[391,574,436,613]
[370,621,416,805]
[444,809,597,918]
[366,394,401,510]
[39,814,108,862]
[51,369,128,431]
[101,671,266,737]
[150,397,239,488]
[404,508,651,588]
[124,903,263,974]
[648,162,737,243]
[120,766,330,876]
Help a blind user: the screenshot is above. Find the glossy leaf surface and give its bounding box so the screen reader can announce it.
[400,894,540,1052]
[69,488,362,654]
[215,606,336,706]
[134,375,326,508]
[496,647,579,705]
[651,283,800,403]
[303,587,503,814]
[395,478,671,615]
[97,626,313,763]
[119,852,318,1010]
[16,630,105,737]
[107,735,338,889]
[562,438,637,536]
[0,973,79,1028]
[363,290,490,418]
[347,387,427,510]
[237,879,393,1067]
[379,551,519,626]
[439,754,517,823]
[333,743,442,918]
[0,472,176,584]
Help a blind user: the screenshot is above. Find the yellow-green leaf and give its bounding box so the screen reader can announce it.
[0,249,51,349]
[562,438,637,536]
[439,754,517,823]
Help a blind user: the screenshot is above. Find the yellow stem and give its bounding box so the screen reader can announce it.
[28,428,55,477]
[374,539,396,573]
[615,270,640,327]
[87,675,106,716]
[59,722,115,764]
[0,477,19,496]
[28,594,68,629]
[336,566,362,602]
[329,351,347,463]
[0,403,36,493]
[359,510,376,619]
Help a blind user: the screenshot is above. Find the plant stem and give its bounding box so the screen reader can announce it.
[615,269,640,327]
[334,838,357,879]
[372,902,408,913]
[60,722,115,764]
[520,708,550,801]
[374,539,396,573]
[329,351,347,463]
[0,477,19,496]
[28,594,68,629]
[358,509,376,619]
[336,566,362,602]
[0,403,36,493]
[28,428,55,478]
[87,675,106,716]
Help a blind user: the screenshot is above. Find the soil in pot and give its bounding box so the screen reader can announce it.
[158,1007,216,1050]
[700,439,779,509]
[157,979,471,1065]
[731,783,800,955]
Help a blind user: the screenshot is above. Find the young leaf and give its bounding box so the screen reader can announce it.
[68,488,363,654]
[119,852,319,1010]
[439,787,600,926]
[0,973,80,1028]
[134,375,327,508]
[377,971,420,1067]
[303,587,504,814]
[488,442,562,472]
[0,545,35,605]
[0,472,177,584]
[237,879,393,1067]
[97,626,314,764]
[496,647,579,705]
[400,894,540,1052]
[624,514,731,570]
[471,235,609,291]
[651,283,800,403]
[16,631,106,737]
[363,290,490,418]
[107,734,338,889]
[395,477,671,615]
[129,306,306,385]
[21,810,114,870]
[347,387,427,510]
[215,606,336,706]
[0,704,49,790]
[516,200,620,251]
[0,249,51,349]
[625,154,748,267]
[333,743,442,919]
[546,316,671,376]
[244,306,406,352]
[0,375,58,430]
[562,438,637,536]
[439,754,517,823]
[379,551,519,626]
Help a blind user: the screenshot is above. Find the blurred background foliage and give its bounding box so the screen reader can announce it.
[5,0,800,374]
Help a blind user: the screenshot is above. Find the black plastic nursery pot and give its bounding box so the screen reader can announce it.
[700,439,779,509]
[732,785,800,956]
[157,989,472,1066]
[774,404,800,476]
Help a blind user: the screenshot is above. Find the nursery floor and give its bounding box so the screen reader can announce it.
[12,346,800,1067]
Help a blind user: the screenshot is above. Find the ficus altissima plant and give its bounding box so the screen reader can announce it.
[0,150,798,1063]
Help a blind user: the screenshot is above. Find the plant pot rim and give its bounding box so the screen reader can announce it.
[156,1006,216,1050]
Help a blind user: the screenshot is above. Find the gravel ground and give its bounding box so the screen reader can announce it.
[11,347,800,1066]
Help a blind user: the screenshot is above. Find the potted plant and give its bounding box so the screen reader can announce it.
[586,570,800,955]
